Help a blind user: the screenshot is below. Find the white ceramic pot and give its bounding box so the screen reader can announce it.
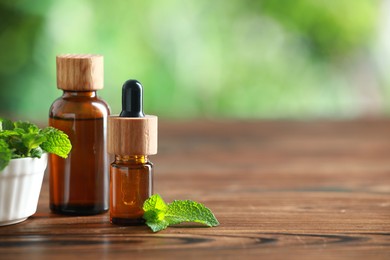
[0,153,47,226]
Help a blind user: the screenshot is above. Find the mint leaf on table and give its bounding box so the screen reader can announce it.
[143,194,170,232]
[41,127,72,158]
[143,194,219,232]
[165,200,220,227]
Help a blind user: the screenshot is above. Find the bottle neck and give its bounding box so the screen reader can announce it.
[62,90,97,98]
[115,155,148,164]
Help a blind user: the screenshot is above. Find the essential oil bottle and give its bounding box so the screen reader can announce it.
[48,54,110,215]
[108,80,158,225]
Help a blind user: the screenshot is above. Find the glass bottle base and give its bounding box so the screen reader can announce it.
[50,203,108,216]
[110,217,145,226]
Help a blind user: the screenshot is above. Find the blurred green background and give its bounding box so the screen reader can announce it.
[0,0,389,121]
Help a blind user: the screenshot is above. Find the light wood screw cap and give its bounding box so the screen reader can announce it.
[108,115,158,155]
[56,54,104,91]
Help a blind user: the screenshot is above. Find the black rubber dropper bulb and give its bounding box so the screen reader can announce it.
[119,80,145,118]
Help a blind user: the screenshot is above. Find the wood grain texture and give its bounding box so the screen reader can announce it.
[0,120,389,259]
[56,54,104,91]
[108,115,158,155]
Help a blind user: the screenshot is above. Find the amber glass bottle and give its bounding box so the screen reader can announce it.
[108,80,158,225]
[110,155,153,225]
[49,54,110,215]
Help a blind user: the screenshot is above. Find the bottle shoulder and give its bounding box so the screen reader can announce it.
[49,95,111,119]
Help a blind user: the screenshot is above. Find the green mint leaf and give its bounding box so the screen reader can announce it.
[143,193,168,212]
[0,118,14,131]
[143,194,219,232]
[0,119,72,169]
[22,133,46,155]
[30,147,43,158]
[2,121,43,157]
[0,139,12,171]
[142,194,170,232]
[0,130,19,138]
[13,121,39,134]
[40,127,72,158]
[8,135,27,157]
[145,216,170,232]
[165,200,220,227]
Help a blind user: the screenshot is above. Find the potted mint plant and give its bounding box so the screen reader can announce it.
[0,118,71,226]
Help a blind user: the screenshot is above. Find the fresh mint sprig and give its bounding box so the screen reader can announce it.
[143,194,219,232]
[40,127,72,158]
[0,118,72,171]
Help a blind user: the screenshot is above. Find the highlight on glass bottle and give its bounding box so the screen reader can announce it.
[108,80,158,225]
[48,54,110,215]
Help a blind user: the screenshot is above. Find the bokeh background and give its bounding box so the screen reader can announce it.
[0,0,389,121]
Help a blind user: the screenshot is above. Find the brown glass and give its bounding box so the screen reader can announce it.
[49,91,110,215]
[110,155,153,225]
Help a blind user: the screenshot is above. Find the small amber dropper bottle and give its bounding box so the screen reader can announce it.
[108,80,157,225]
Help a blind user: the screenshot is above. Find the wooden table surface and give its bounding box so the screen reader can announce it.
[0,120,389,259]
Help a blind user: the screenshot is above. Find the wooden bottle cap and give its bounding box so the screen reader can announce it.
[108,115,158,155]
[56,54,104,91]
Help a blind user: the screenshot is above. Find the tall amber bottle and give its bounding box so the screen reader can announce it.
[49,54,110,215]
[108,80,158,225]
